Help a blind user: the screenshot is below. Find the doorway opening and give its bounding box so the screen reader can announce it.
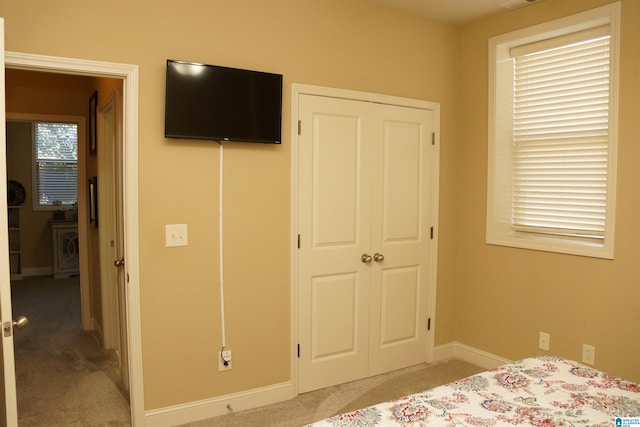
[2,51,143,426]
[5,72,127,424]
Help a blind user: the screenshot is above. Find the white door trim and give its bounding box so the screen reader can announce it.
[290,84,440,394]
[4,51,144,426]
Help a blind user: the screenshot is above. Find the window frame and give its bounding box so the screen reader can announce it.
[31,120,80,211]
[486,2,621,259]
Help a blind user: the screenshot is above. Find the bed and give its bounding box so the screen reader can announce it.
[306,356,640,426]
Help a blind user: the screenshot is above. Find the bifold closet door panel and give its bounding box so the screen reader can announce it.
[297,95,373,393]
[368,104,433,375]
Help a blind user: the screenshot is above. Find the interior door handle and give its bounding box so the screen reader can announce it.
[13,316,29,329]
[361,254,373,263]
[373,253,385,262]
[114,258,125,267]
[3,315,29,337]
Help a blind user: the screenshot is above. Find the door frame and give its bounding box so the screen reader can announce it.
[4,51,144,426]
[290,84,441,394]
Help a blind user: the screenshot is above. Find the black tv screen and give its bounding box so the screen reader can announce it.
[165,60,283,144]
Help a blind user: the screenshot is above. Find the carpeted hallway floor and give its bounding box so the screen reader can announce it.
[10,275,131,426]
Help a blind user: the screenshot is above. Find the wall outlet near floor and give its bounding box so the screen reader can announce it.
[582,344,595,365]
[538,331,550,351]
[218,350,232,371]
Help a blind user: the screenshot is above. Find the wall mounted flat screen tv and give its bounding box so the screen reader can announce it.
[165,59,283,144]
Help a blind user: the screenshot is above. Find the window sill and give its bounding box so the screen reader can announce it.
[486,230,613,260]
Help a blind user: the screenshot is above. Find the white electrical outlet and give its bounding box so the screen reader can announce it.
[582,344,595,365]
[538,332,550,351]
[218,350,232,371]
[165,224,188,247]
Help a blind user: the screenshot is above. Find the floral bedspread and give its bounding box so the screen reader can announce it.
[306,356,640,426]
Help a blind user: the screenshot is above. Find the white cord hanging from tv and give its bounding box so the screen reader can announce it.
[218,142,227,353]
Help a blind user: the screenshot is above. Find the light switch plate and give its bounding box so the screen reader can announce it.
[165,224,188,247]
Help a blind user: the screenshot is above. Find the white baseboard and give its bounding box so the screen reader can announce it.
[21,267,52,277]
[434,341,512,369]
[143,344,507,426]
[144,381,294,427]
[90,318,104,342]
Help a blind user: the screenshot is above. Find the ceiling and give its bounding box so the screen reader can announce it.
[367,0,539,24]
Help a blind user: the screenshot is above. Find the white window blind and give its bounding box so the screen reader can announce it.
[511,34,611,242]
[34,122,78,208]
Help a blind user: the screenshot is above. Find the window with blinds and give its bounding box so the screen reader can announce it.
[33,122,78,209]
[486,3,619,259]
[512,34,611,243]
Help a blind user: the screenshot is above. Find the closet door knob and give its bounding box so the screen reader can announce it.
[373,253,385,262]
[361,254,373,263]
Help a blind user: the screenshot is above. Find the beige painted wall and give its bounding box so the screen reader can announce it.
[0,0,460,409]
[456,0,640,383]
[5,121,52,271]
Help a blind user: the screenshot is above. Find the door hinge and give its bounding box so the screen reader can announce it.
[297,344,300,358]
[432,132,435,145]
[427,317,431,331]
[430,226,434,239]
[298,120,301,135]
[297,234,301,249]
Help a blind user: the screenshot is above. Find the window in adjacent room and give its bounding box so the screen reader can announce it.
[32,121,78,210]
[486,3,620,259]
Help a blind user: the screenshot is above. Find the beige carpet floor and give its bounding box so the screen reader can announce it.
[181,358,483,427]
[10,275,131,426]
[10,276,482,427]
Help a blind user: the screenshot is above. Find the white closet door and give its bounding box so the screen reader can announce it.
[297,94,373,393]
[297,94,434,393]
[369,104,433,375]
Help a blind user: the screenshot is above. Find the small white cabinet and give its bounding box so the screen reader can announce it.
[50,220,79,279]
[8,206,22,280]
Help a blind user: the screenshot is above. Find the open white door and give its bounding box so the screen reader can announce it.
[0,17,20,427]
[98,90,129,391]
[112,89,130,391]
